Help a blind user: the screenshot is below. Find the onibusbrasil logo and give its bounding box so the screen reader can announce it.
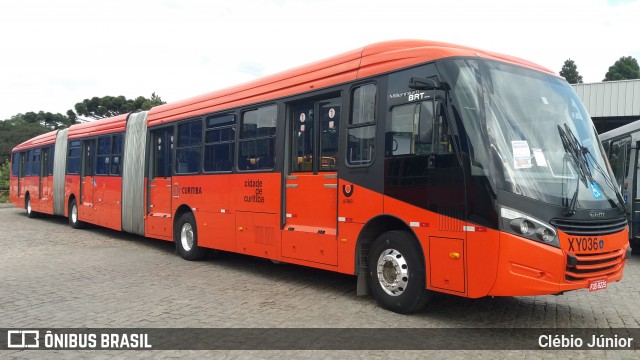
[6,330,152,349]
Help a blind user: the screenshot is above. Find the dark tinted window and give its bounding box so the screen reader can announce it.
[351,84,376,125]
[386,102,435,157]
[153,128,173,178]
[33,149,41,176]
[67,140,81,174]
[96,136,111,175]
[19,151,27,177]
[347,84,377,166]
[83,141,94,177]
[238,105,277,171]
[610,136,632,187]
[11,153,19,177]
[41,148,49,177]
[26,149,40,176]
[320,99,340,171]
[291,102,314,172]
[241,105,277,138]
[204,144,234,172]
[176,120,202,174]
[25,150,33,176]
[111,133,123,175]
[239,138,275,171]
[204,114,235,172]
[178,121,202,147]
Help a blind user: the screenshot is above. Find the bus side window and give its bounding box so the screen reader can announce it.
[20,151,27,177]
[386,100,446,157]
[238,105,276,171]
[204,114,235,173]
[347,84,376,166]
[111,133,123,176]
[175,120,203,174]
[11,152,20,177]
[609,136,631,188]
[67,140,81,174]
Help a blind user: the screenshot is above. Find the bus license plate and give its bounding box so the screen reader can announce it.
[588,279,607,292]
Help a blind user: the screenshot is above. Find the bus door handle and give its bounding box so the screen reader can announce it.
[149,185,156,188]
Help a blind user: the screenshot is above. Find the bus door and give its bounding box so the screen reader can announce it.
[80,139,95,222]
[426,100,467,294]
[18,151,27,197]
[147,127,174,238]
[282,96,340,265]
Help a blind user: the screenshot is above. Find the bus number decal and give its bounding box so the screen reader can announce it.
[568,237,605,252]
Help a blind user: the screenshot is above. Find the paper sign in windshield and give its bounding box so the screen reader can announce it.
[532,148,547,167]
[512,140,532,169]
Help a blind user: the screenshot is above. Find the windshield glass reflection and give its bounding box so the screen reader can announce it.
[443,59,621,210]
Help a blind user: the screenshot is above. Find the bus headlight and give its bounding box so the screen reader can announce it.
[536,228,556,243]
[510,218,534,235]
[501,207,559,247]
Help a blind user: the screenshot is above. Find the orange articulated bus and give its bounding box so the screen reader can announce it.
[10,40,631,313]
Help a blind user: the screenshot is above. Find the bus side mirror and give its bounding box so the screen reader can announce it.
[409,77,441,90]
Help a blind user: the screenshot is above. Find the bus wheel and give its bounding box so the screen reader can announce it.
[25,195,37,218]
[175,212,207,261]
[68,198,85,229]
[367,231,430,314]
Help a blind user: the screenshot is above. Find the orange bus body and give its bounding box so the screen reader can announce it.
[10,40,630,313]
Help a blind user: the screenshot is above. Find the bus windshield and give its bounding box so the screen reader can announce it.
[442,59,622,210]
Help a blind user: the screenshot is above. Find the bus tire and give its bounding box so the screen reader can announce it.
[68,198,85,229]
[25,195,37,218]
[175,212,207,261]
[367,231,430,314]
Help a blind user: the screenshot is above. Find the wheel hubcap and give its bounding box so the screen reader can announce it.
[181,223,194,251]
[27,199,31,214]
[71,204,78,223]
[376,248,409,296]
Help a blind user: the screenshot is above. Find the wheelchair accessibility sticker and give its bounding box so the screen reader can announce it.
[589,181,603,199]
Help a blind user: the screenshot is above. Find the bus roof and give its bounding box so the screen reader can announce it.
[146,39,554,126]
[66,113,128,140]
[12,130,58,152]
[12,39,555,153]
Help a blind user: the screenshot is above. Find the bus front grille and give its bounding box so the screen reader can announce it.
[550,217,627,236]
[565,249,625,282]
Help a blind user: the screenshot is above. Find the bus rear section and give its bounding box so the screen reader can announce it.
[10,132,57,218]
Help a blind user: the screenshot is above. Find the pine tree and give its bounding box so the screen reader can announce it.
[559,59,583,84]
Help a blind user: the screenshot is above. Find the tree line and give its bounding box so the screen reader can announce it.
[0,93,165,202]
[560,56,640,84]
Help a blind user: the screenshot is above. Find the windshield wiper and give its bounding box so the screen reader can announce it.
[561,154,579,216]
[557,125,588,216]
[557,124,626,216]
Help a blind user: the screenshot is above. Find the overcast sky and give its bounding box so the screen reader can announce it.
[0,0,638,120]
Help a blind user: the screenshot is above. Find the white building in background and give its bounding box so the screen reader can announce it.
[572,79,640,133]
